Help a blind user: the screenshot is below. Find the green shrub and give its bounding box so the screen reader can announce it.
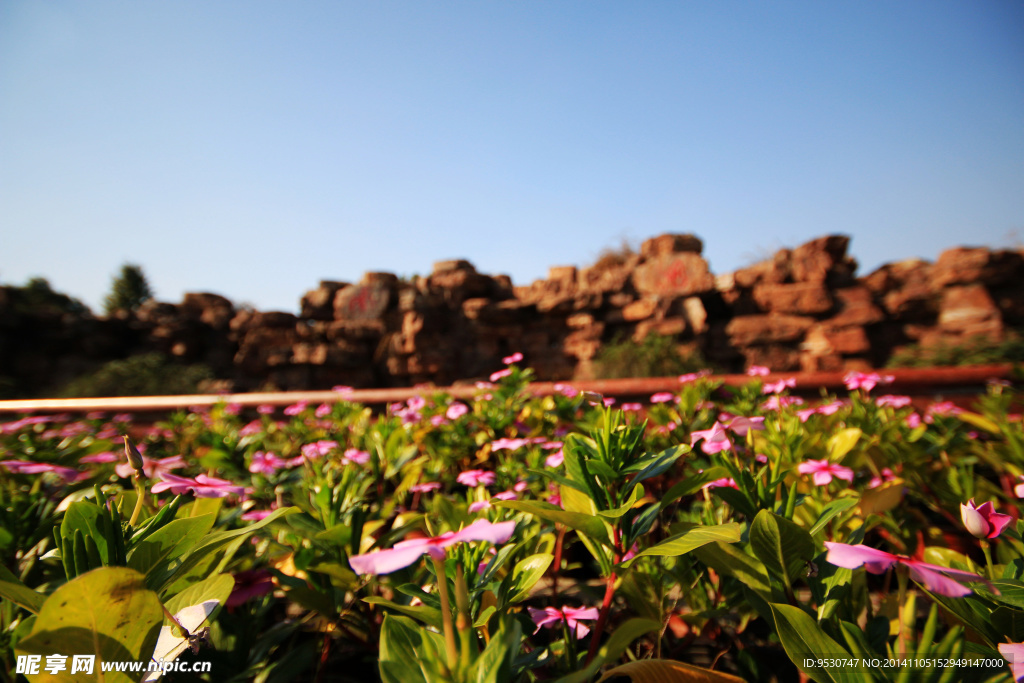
[887,330,1024,368]
[592,332,711,378]
[102,263,154,315]
[58,353,214,397]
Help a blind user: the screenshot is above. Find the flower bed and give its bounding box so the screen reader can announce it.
[1,361,1023,682]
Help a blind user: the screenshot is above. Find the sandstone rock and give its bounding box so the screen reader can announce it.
[250,311,298,329]
[732,250,792,288]
[548,266,577,284]
[726,314,815,346]
[752,282,833,315]
[933,248,1024,288]
[633,253,715,297]
[682,297,708,335]
[802,325,870,356]
[938,284,1003,340]
[181,293,235,329]
[790,235,857,284]
[301,281,346,320]
[335,283,391,321]
[634,316,687,341]
[640,233,703,258]
[828,286,884,327]
[740,344,802,372]
[433,259,475,275]
[578,254,640,294]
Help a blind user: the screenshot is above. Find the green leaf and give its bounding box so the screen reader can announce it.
[128,513,217,575]
[768,603,869,683]
[163,572,234,618]
[623,444,687,496]
[495,500,610,546]
[472,618,521,683]
[958,411,1000,434]
[16,567,163,682]
[809,497,860,536]
[597,484,644,520]
[364,596,441,630]
[154,507,297,593]
[552,618,661,683]
[378,614,430,683]
[620,523,742,568]
[693,542,771,600]
[827,428,862,462]
[750,510,815,586]
[62,500,110,565]
[0,563,45,614]
[502,553,553,605]
[660,468,729,509]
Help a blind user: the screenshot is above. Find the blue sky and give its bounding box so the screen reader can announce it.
[2,1,1022,314]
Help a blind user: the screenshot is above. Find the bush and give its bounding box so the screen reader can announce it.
[58,353,214,397]
[887,330,1024,368]
[592,332,711,378]
[102,263,153,315]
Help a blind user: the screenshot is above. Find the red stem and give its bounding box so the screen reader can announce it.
[585,527,621,666]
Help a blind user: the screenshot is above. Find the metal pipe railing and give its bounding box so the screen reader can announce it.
[0,365,1014,416]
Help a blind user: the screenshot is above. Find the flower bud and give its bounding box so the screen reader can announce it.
[960,499,1012,539]
[123,436,144,473]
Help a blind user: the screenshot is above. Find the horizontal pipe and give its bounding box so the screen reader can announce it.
[0,364,1013,416]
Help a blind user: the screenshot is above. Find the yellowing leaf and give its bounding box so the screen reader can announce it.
[597,659,746,683]
[859,478,905,516]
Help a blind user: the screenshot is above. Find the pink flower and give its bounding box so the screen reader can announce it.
[446,402,469,420]
[468,500,492,513]
[722,415,765,436]
[332,385,354,396]
[226,569,275,607]
[703,477,738,490]
[762,377,796,394]
[257,404,275,415]
[240,419,263,436]
[411,482,442,493]
[905,412,922,428]
[349,519,516,575]
[603,397,616,407]
[503,352,523,364]
[283,401,308,416]
[926,401,962,419]
[0,460,80,481]
[457,469,495,487]
[690,422,732,454]
[79,451,119,464]
[876,395,912,409]
[528,605,600,639]
[152,473,247,498]
[621,403,643,412]
[115,455,186,480]
[650,392,677,404]
[315,403,332,418]
[491,438,529,451]
[824,542,990,597]
[797,459,854,486]
[490,368,513,382]
[760,395,804,411]
[960,499,1012,539]
[843,371,894,393]
[746,365,771,376]
[554,383,578,398]
[868,467,896,489]
[545,450,565,467]
[248,451,290,475]
[342,448,370,466]
[493,490,517,501]
[997,643,1024,682]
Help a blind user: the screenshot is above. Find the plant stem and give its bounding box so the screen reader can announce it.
[128,473,146,527]
[981,540,995,580]
[431,554,459,671]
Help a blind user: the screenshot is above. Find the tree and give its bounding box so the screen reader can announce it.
[103,264,153,315]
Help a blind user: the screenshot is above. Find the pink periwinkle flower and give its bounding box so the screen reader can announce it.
[797,459,854,486]
[621,403,643,412]
[490,368,513,382]
[762,377,796,394]
[603,397,616,407]
[411,481,442,494]
[468,500,492,513]
[80,451,119,464]
[760,395,804,411]
[905,412,922,428]
[690,422,732,454]
[249,451,290,475]
[239,419,264,437]
[843,371,894,393]
[961,499,1012,539]
[115,455,186,480]
[554,383,578,398]
[528,605,600,639]
[876,395,912,409]
[722,415,765,436]
[226,568,275,607]
[926,401,962,420]
[342,448,370,466]
[152,473,247,498]
[650,392,677,404]
[257,404,275,415]
[446,402,469,420]
[349,519,516,575]
[0,460,80,481]
[332,385,354,396]
[545,450,565,467]
[824,542,990,597]
[997,643,1024,682]
[314,403,332,418]
[301,440,337,460]
[491,438,529,452]
[283,401,308,416]
[746,365,771,376]
[703,477,739,490]
[868,467,896,489]
[679,370,711,383]
[503,352,523,365]
[457,469,496,487]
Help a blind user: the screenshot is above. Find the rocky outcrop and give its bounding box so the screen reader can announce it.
[1,234,1021,395]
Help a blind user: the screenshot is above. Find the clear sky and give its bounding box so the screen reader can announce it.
[2,1,1022,314]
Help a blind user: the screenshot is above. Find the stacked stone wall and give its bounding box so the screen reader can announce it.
[1,234,1021,395]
